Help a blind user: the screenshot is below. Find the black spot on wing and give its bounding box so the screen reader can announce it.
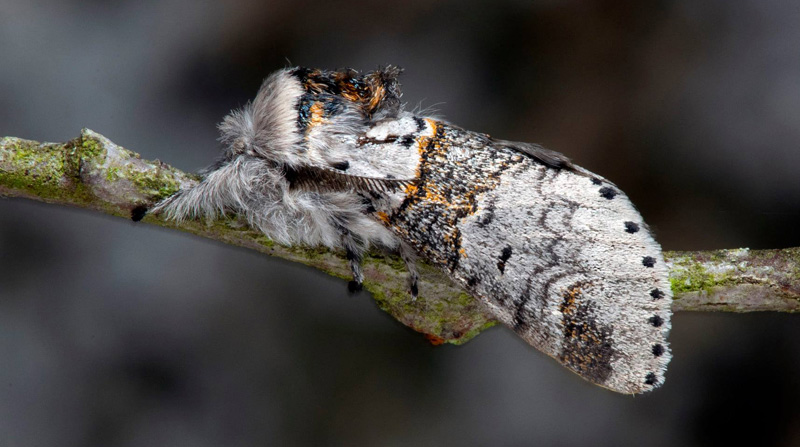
[650,288,665,299]
[649,315,664,327]
[645,372,657,386]
[330,160,350,171]
[652,344,665,357]
[399,135,415,148]
[497,246,513,274]
[642,256,656,268]
[591,177,603,185]
[624,221,640,233]
[599,187,617,200]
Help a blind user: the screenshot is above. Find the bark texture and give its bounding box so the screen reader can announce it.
[2,130,798,344]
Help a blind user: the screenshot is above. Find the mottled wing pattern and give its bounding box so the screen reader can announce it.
[380,121,672,394]
[257,66,672,394]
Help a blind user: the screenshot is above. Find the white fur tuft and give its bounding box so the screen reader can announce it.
[153,68,401,264]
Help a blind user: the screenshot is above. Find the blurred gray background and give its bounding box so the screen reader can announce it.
[2,0,799,446]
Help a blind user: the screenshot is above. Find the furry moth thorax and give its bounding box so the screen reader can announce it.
[150,66,673,395]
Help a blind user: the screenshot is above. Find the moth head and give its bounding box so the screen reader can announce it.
[290,66,403,119]
[217,66,405,168]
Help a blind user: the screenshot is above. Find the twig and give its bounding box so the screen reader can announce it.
[2,130,798,344]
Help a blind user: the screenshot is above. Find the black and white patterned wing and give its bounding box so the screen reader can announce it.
[457,162,672,394]
[381,120,672,394]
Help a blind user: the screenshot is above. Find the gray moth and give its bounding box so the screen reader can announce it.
[147,67,672,395]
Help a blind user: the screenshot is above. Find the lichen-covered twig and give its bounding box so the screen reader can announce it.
[665,248,800,313]
[1,130,798,344]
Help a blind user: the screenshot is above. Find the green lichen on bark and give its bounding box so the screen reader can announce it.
[2,130,798,347]
[665,248,800,313]
[0,137,72,200]
[0,129,192,216]
[666,249,747,294]
[358,255,495,345]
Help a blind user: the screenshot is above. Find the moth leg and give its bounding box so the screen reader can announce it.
[399,241,419,300]
[345,245,365,293]
[338,227,366,293]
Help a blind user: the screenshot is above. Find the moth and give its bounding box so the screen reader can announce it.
[148,67,672,394]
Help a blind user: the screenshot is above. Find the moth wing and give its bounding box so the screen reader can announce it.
[457,164,672,394]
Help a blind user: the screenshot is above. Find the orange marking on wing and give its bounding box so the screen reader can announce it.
[422,185,451,206]
[413,119,442,177]
[403,184,419,197]
[425,118,438,134]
